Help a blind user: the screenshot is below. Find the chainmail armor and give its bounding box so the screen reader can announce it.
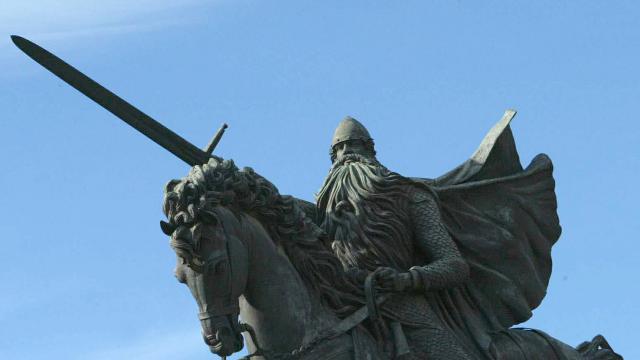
[408,188,470,291]
[379,187,474,359]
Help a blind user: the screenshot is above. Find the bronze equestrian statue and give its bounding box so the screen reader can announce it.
[12,36,622,360]
[159,112,621,359]
[159,114,621,358]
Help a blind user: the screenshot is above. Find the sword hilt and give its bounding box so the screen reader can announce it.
[204,123,228,155]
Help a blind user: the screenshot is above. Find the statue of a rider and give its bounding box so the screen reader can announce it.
[308,114,585,359]
[12,36,623,360]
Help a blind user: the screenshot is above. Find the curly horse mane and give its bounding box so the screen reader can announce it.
[163,158,363,317]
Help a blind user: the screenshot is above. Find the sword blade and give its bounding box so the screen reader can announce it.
[11,35,210,166]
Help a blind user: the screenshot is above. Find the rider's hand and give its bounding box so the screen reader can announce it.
[375,267,413,292]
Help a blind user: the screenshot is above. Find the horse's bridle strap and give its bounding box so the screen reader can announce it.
[199,307,239,321]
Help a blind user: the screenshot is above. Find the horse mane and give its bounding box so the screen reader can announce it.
[163,158,363,317]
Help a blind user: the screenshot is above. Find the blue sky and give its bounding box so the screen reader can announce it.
[1,1,638,359]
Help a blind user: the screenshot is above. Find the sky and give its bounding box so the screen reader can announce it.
[1,1,638,359]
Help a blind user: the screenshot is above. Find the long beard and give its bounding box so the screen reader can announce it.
[316,154,413,271]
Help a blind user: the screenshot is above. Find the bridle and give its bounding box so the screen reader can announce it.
[164,215,246,357]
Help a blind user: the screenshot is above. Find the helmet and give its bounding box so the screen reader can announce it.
[331,116,373,147]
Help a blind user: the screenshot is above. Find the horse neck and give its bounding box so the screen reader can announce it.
[237,215,341,353]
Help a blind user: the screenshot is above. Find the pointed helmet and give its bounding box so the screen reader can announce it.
[331,116,373,147]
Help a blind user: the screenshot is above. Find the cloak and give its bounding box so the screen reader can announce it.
[410,110,562,357]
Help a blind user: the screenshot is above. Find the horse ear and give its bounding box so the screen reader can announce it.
[160,220,176,236]
[164,179,181,193]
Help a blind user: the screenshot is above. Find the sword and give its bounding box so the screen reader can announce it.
[11,35,220,166]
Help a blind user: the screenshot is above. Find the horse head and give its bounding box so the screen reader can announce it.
[161,161,249,357]
[161,158,366,358]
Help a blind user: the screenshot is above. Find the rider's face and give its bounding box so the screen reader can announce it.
[334,139,369,161]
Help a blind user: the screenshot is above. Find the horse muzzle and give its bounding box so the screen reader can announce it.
[200,313,244,357]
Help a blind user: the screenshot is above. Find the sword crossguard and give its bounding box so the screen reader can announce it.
[204,123,228,155]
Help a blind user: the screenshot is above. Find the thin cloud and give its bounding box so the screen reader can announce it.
[32,18,193,42]
[0,0,208,51]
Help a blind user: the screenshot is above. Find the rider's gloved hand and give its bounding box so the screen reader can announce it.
[375,267,413,292]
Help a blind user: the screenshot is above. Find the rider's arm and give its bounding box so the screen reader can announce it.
[408,188,470,292]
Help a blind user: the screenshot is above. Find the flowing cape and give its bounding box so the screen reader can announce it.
[411,110,562,355]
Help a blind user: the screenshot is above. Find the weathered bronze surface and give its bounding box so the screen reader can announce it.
[13,36,622,360]
[160,113,622,359]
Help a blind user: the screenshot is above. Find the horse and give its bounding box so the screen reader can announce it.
[161,158,380,359]
[160,158,622,360]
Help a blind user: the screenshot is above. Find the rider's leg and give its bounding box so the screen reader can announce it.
[404,326,474,360]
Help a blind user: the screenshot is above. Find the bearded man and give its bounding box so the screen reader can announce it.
[309,111,575,360]
[315,117,475,359]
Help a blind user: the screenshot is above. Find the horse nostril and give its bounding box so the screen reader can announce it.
[203,333,217,346]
